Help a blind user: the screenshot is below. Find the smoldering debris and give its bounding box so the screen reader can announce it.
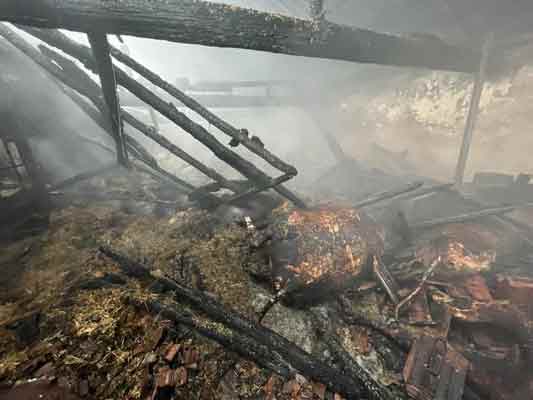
[2,1,533,400]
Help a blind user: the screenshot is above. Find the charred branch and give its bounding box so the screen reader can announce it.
[0,0,480,72]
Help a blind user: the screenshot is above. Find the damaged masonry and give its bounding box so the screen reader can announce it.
[2,1,533,399]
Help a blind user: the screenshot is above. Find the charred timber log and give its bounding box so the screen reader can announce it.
[257,273,362,322]
[87,31,129,166]
[20,27,306,208]
[0,0,480,72]
[0,24,192,193]
[99,246,370,399]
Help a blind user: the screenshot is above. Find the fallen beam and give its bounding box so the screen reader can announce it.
[20,27,306,208]
[0,0,480,72]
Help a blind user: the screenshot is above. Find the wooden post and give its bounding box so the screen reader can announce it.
[87,31,129,166]
[454,34,493,184]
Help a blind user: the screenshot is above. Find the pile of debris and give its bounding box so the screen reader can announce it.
[1,2,533,399]
[2,172,533,399]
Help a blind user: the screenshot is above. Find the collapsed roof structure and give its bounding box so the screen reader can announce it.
[2,1,533,400]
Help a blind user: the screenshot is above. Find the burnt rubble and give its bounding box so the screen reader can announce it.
[2,2,533,400]
[3,174,533,399]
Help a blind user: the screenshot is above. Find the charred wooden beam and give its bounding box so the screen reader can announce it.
[182,79,292,92]
[20,27,306,208]
[108,44,303,205]
[87,31,129,166]
[393,182,454,202]
[0,1,480,72]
